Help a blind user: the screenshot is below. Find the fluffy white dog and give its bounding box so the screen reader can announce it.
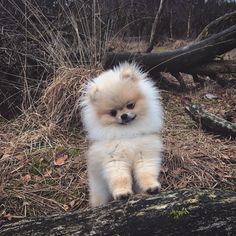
[80,63,163,207]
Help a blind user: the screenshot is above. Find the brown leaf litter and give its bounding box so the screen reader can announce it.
[0,66,235,220]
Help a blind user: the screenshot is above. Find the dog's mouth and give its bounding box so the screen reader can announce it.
[118,115,136,125]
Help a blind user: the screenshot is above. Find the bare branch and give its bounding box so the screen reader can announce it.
[146,0,166,53]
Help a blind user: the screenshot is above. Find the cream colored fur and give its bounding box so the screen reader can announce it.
[80,63,163,207]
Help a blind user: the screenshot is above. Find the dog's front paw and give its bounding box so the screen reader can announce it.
[145,182,161,195]
[113,190,133,201]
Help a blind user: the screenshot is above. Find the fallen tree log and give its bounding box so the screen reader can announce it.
[0,189,235,235]
[196,11,236,41]
[103,25,236,74]
[184,102,236,138]
[187,60,236,75]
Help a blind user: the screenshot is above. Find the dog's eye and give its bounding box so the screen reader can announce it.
[110,109,117,117]
[127,102,135,109]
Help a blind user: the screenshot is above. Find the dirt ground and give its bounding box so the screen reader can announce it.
[0,42,235,221]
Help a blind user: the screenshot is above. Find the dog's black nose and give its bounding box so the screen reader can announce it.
[121,113,128,121]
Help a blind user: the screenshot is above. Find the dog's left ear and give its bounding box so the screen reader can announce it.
[88,83,99,102]
[120,68,139,82]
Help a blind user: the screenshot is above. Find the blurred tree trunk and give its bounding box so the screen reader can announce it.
[187,8,192,38]
[146,0,166,53]
[170,8,173,38]
[1,189,235,236]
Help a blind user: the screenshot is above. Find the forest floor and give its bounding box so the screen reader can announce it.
[0,40,235,222]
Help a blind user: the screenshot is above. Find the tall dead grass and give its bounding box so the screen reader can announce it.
[2,0,112,67]
[0,0,110,144]
[41,66,102,129]
[0,66,101,218]
[0,0,114,116]
[0,0,108,218]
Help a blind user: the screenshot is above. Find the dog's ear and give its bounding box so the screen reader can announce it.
[88,83,99,102]
[120,68,139,81]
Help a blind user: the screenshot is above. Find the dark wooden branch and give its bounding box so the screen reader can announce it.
[196,10,236,41]
[188,60,236,75]
[192,74,205,86]
[171,72,187,90]
[1,189,235,235]
[210,74,236,87]
[185,102,236,137]
[103,25,236,74]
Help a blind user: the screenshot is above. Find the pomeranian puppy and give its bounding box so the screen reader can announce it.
[80,63,163,207]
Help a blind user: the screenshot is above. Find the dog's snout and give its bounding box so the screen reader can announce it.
[121,113,128,121]
[118,113,136,124]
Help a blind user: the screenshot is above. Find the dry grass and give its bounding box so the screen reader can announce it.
[41,66,102,129]
[161,85,236,190]
[1,66,235,220]
[0,67,101,219]
[0,0,110,220]
[1,0,110,68]
[108,37,147,52]
[108,37,193,53]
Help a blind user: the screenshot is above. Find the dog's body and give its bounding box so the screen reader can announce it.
[81,63,163,207]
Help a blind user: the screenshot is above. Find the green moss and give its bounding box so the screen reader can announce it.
[170,207,190,220]
[153,47,168,53]
[30,155,50,176]
[55,146,67,153]
[54,146,80,157]
[42,178,56,186]
[30,166,42,175]
[68,147,80,157]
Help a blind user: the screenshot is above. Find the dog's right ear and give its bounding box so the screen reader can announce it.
[120,68,139,82]
[88,83,99,102]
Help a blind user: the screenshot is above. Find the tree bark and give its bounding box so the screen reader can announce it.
[103,25,236,74]
[196,10,236,41]
[1,189,235,235]
[185,102,236,137]
[187,60,236,76]
[187,8,192,38]
[171,72,187,90]
[146,0,166,53]
[169,8,173,38]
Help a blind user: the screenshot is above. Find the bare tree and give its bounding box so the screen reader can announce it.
[187,7,192,38]
[146,0,166,53]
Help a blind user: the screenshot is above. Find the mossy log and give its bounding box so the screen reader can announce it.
[1,189,236,235]
[185,102,236,137]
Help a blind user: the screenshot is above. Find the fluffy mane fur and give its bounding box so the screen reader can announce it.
[80,63,163,141]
